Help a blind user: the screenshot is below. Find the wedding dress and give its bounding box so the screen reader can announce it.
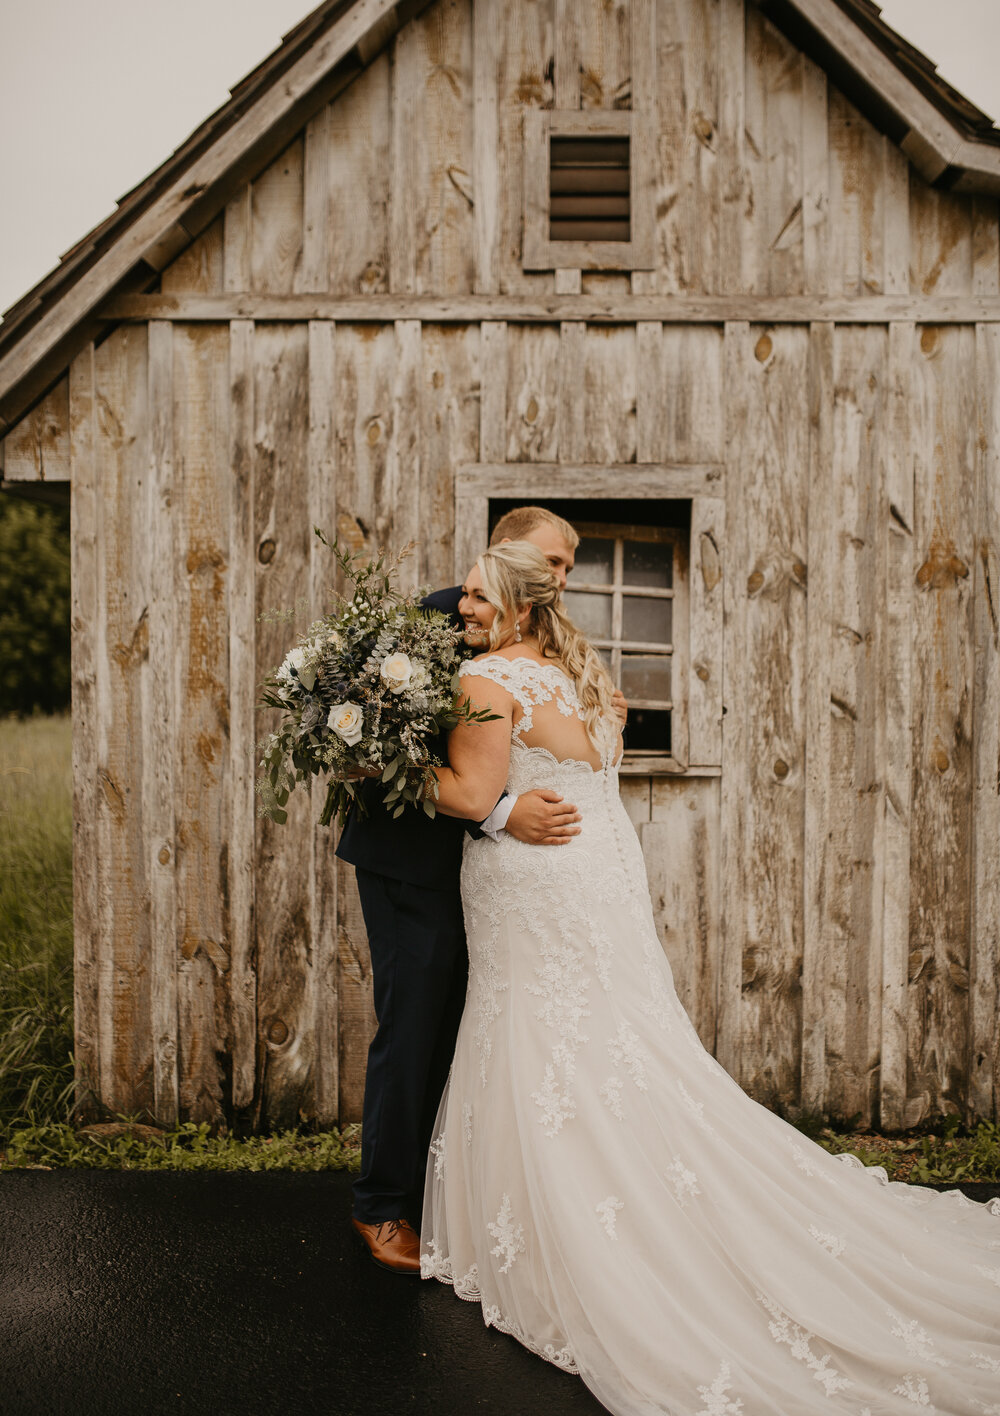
[420,654,1000,1415]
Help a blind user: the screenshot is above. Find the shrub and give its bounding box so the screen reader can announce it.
[0,496,71,716]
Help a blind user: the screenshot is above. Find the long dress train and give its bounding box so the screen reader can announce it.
[421,655,1000,1416]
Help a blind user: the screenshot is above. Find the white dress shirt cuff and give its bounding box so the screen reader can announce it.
[479,793,518,842]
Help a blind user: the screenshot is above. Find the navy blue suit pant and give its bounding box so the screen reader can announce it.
[351,867,468,1226]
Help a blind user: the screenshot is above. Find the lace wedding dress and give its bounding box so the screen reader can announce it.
[420,655,1000,1415]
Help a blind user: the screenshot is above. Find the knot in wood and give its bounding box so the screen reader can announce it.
[524,397,539,424]
[773,758,789,780]
[699,532,721,591]
[258,538,276,565]
[933,745,950,774]
[267,1017,289,1046]
[915,541,969,591]
[754,333,773,364]
[692,113,715,149]
[157,845,171,866]
[747,569,765,596]
[695,663,710,683]
[366,418,383,446]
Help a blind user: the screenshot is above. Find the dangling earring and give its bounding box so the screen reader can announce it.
[514,619,523,643]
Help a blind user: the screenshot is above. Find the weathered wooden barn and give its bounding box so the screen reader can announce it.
[1,0,998,1132]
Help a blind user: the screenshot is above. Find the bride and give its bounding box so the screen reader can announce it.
[419,540,1000,1415]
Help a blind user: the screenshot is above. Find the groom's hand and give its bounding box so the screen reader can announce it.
[612,689,628,725]
[505,790,581,846]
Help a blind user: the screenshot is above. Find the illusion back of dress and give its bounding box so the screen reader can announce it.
[461,653,619,774]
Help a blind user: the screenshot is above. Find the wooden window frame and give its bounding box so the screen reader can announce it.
[454,465,725,776]
[566,521,687,766]
[523,110,655,272]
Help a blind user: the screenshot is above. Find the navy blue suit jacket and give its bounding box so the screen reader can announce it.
[335,586,489,890]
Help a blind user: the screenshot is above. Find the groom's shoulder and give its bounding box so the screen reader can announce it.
[421,585,463,614]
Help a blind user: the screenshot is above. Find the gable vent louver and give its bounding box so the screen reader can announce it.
[548,134,631,243]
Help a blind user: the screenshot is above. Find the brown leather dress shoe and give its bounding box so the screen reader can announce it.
[351,1217,422,1274]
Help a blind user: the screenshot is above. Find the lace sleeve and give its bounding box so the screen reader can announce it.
[458,656,533,715]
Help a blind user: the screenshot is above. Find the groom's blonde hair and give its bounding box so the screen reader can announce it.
[489,506,579,550]
[476,541,616,747]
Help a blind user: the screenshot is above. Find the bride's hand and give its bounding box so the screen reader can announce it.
[505,789,582,846]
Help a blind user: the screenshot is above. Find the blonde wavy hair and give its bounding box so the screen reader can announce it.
[475,541,617,747]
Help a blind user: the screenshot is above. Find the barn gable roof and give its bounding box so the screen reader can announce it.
[0,0,431,437]
[0,0,998,440]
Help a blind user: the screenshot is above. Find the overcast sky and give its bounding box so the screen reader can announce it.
[0,0,996,320]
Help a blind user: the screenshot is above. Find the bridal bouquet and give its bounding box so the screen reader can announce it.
[256,532,496,828]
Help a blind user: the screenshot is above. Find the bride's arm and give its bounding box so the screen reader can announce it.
[429,673,514,820]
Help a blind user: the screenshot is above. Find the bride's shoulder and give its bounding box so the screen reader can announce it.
[458,652,533,700]
[458,652,517,681]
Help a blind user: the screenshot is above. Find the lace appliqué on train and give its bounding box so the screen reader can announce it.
[488,1194,526,1273]
[696,1360,745,1416]
[595,1195,624,1239]
[755,1290,853,1397]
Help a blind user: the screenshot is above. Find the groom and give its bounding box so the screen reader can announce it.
[338,506,614,1273]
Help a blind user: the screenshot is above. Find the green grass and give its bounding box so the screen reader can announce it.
[2,1119,362,1172]
[0,714,76,1137]
[792,1112,1000,1185]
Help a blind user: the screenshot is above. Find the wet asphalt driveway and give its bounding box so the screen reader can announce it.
[2,1170,997,1416]
[0,1168,607,1416]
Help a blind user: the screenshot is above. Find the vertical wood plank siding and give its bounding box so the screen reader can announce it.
[907,326,978,1124]
[308,320,340,1123]
[38,0,1000,1130]
[146,322,180,1123]
[737,324,810,1109]
[172,324,231,1125]
[878,323,916,1127]
[971,323,1000,1122]
[801,321,834,1114]
[93,326,154,1115]
[68,347,101,1118]
[228,319,258,1112]
[252,323,315,1128]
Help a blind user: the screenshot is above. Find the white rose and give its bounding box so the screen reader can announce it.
[380,651,413,694]
[327,702,364,745]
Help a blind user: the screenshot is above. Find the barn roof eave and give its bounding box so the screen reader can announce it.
[759,0,1000,188]
[1,0,1000,441]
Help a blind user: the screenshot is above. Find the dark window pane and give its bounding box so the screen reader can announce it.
[563,589,612,638]
[620,654,671,701]
[622,595,671,645]
[623,540,672,589]
[623,707,671,753]
[573,536,614,584]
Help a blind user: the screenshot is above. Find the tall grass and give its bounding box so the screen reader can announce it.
[0,714,76,1138]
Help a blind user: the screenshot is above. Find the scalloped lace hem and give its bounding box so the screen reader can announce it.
[421,1250,580,1374]
[832,1150,1000,1216]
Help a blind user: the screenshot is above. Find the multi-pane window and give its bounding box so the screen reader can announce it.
[563,523,686,759]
